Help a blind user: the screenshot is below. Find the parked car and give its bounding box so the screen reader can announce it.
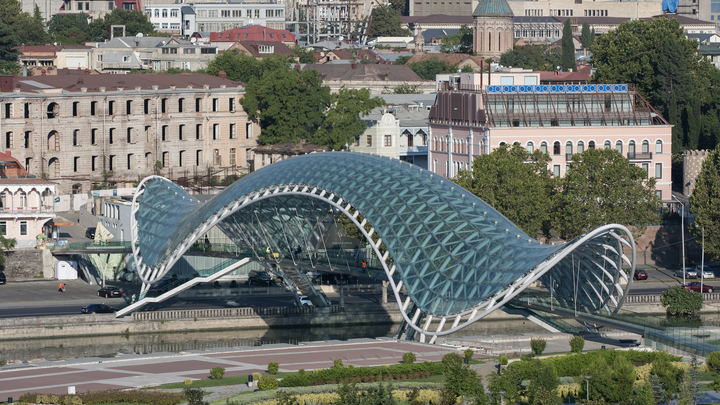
[294,295,314,306]
[696,265,715,279]
[248,270,275,286]
[683,282,715,293]
[81,304,116,314]
[85,227,96,239]
[675,267,698,279]
[634,269,648,280]
[97,286,123,298]
[0,272,5,284]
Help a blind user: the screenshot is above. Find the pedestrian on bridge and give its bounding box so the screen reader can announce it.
[266,245,271,259]
[58,283,66,293]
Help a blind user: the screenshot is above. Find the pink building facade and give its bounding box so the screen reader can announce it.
[428,72,673,202]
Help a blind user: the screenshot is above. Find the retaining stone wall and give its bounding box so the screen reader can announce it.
[3,249,53,279]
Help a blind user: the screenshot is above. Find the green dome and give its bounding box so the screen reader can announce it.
[473,0,514,17]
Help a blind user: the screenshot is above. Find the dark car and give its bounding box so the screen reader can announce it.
[684,282,715,293]
[634,269,648,280]
[0,272,5,284]
[97,286,123,298]
[85,227,96,239]
[248,270,275,286]
[314,272,358,285]
[81,304,116,314]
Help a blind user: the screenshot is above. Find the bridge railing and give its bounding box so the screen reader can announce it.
[49,241,133,251]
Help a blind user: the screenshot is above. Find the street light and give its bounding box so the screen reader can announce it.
[695,223,705,292]
[498,391,505,405]
[584,376,591,402]
[672,194,686,286]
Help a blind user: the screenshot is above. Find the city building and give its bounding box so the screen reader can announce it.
[0,73,259,195]
[296,0,371,37]
[15,45,93,71]
[473,0,514,58]
[428,71,673,202]
[209,25,296,51]
[349,94,436,169]
[302,63,431,94]
[252,142,326,170]
[90,37,218,73]
[226,40,299,60]
[0,151,57,248]
[99,198,133,241]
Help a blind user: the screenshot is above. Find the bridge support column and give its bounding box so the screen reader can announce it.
[382,280,388,304]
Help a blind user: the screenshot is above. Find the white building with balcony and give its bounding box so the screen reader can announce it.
[0,179,56,248]
[349,94,435,169]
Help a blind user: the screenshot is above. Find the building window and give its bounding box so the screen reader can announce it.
[527,141,534,153]
[179,124,184,141]
[656,190,662,200]
[540,141,547,154]
[616,140,623,154]
[109,155,115,171]
[565,141,572,155]
[20,221,27,236]
[553,165,560,177]
[642,163,649,178]
[384,135,391,147]
[196,124,202,140]
[4,132,11,149]
[212,98,218,112]
[127,127,133,143]
[196,150,202,166]
[196,98,202,112]
[178,98,184,113]
[246,123,252,139]
[73,130,79,146]
[108,100,115,115]
[74,156,79,172]
[126,100,132,115]
[161,98,167,113]
[0,221,6,236]
[229,148,236,166]
[109,128,115,144]
[3,103,10,119]
[588,141,595,149]
[213,124,219,140]
[162,125,167,141]
[91,128,97,145]
[178,150,184,167]
[144,99,150,114]
[655,163,662,179]
[367,135,372,147]
[24,131,30,148]
[604,140,611,149]
[213,149,221,166]
[91,101,97,116]
[355,137,360,147]
[656,140,663,153]
[229,98,235,112]
[553,141,560,155]
[229,123,236,139]
[577,141,584,154]
[72,101,79,117]
[162,151,168,167]
[127,153,133,170]
[162,8,167,17]
[92,155,97,171]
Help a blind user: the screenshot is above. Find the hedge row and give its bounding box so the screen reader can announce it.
[279,362,443,387]
[508,349,682,378]
[19,390,185,405]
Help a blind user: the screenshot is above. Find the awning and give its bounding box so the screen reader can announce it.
[51,217,75,226]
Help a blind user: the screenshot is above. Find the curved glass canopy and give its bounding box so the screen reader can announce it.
[133,152,635,321]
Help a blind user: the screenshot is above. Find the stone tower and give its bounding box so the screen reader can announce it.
[414,29,425,52]
[473,0,514,59]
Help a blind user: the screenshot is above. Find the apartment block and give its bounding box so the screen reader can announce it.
[0,73,258,195]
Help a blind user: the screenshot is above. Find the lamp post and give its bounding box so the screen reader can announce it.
[499,391,505,405]
[584,376,591,402]
[696,224,705,292]
[672,194,686,286]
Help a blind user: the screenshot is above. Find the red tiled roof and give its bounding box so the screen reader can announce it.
[209,25,296,43]
[538,65,592,82]
[229,41,297,57]
[8,73,243,93]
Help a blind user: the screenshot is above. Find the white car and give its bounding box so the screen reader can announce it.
[294,295,314,306]
[696,265,715,279]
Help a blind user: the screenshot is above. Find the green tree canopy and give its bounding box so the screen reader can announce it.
[312,88,385,151]
[580,22,594,49]
[689,149,720,259]
[500,45,561,71]
[368,5,411,37]
[48,13,89,44]
[88,9,157,41]
[561,19,576,72]
[553,148,660,240]
[0,23,19,74]
[204,51,293,83]
[454,144,555,238]
[291,45,315,64]
[440,24,473,53]
[407,58,457,80]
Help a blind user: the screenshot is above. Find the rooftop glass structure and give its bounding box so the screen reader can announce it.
[131,151,636,341]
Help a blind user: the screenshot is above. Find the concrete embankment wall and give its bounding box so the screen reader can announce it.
[2,294,720,341]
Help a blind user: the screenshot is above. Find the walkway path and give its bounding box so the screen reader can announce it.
[0,339,471,400]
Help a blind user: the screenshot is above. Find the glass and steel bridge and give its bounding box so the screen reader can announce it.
[131,151,637,343]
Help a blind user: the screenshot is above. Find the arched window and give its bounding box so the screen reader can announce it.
[527,141,534,153]
[47,131,59,151]
[499,141,507,146]
[540,141,547,154]
[604,140,611,149]
[565,141,573,155]
[18,190,26,209]
[577,141,584,154]
[433,137,438,150]
[48,157,60,177]
[642,140,649,154]
[553,141,561,155]
[656,140,663,153]
[628,140,636,157]
[616,140,623,154]
[588,141,595,149]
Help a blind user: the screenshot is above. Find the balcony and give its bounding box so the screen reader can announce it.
[0,207,54,216]
[399,145,428,155]
[628,152,653,161]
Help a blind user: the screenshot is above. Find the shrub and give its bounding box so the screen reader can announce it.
[403,352,416,364]
[268,362,279,374]
[23,389,186,405]
[258,375,279,391]
[298,368,306,375]
[569,335,585,353]
[662,285,703,315]
[464,349,474,362]
[442,352,464,370]
[253,372,262,382]
[531,338,547,356]
[184,379,193,385]
[499,355,508,366]
[210,366,225,380]
[278,361,444,388]
[334,358,344,368]
[183,387,208,405]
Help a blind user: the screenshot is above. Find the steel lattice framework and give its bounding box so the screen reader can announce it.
[131,152,637,342]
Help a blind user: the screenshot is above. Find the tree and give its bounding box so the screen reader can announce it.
[14,5,51,45]
[500,45,561,71]
[569,335,584,353]
[440,24,473,53]
[582,356,614,401]
[291,45,316,64]
[0,23,19,75]
[454,144,555,238]
[442,352,487,405]
[661,285,703,315]
[689,149,720,259]
[553,148,660,240]
[608,355,636,403]
[580,22,593,49]
[650,374,667,405]
[312,88,385,150]
[677,355,701,405]
[394,55,412,65]
[241,67,332,145]
[527,362,560,405]
[561,19,576,72]
[49,13,89,45]
[487,366,523,405]
[88,9,156,41]
[407,58,456,80]
[368,5,410,37]
[0,235,16,267]
[706,351,720,391]
[649,359,683,396]
[204,52,293,83]
[182,387,208,405]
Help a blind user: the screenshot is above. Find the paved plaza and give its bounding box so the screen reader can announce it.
[0,339,469,400]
